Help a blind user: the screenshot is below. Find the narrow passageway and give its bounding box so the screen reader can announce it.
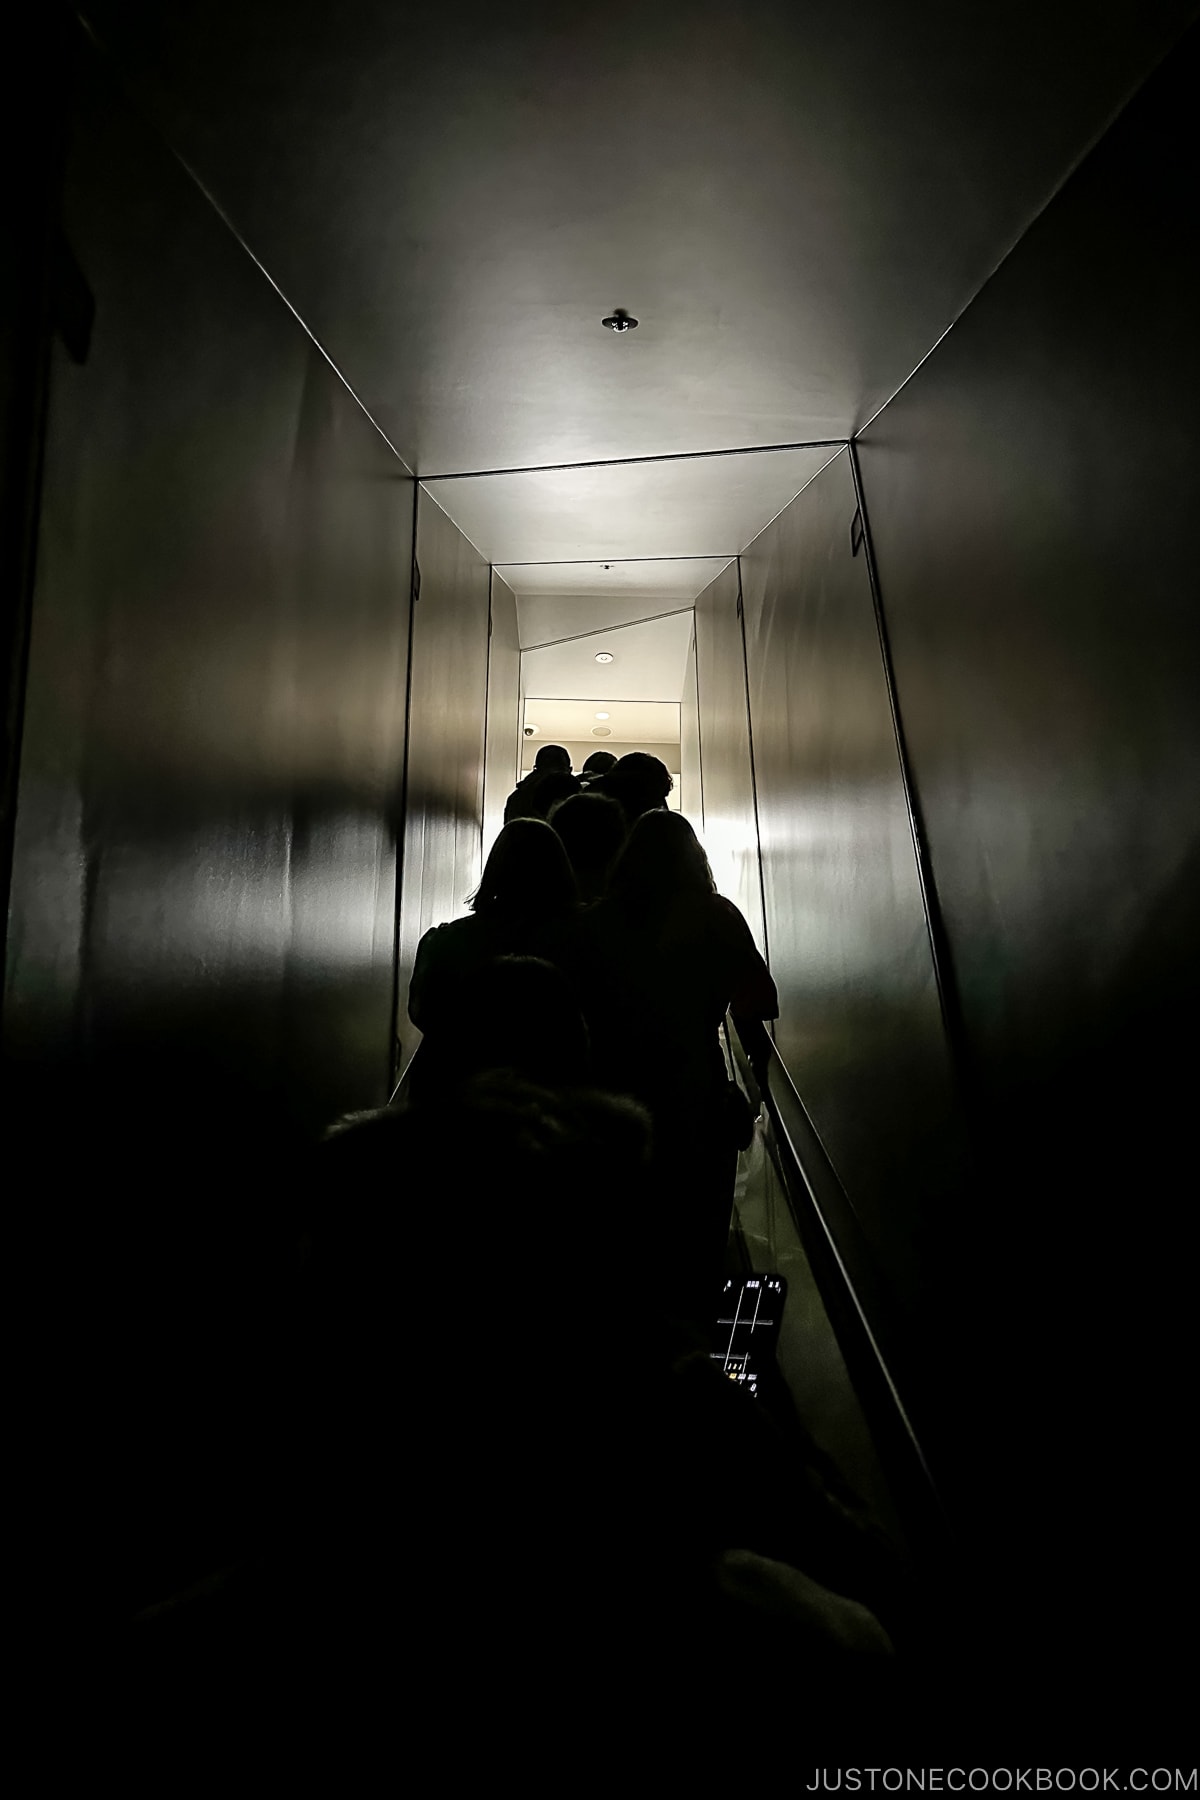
[4,0,1197,1758]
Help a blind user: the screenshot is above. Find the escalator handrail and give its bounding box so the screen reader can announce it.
[730,1019,952,1575]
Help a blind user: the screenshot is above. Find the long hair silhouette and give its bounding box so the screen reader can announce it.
[470,818,579,918]
[606,810,716,918]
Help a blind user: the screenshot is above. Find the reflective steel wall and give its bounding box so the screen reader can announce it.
[3,47,414,1132]
[739,451,963,1324]
[393,489,491,1075]
[857,29,1199,1720]
[678,624,702,825]
[693,559,765,952]
[1,12,71,970]
[482,570,520,863]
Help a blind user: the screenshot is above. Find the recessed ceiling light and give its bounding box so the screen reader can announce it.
[594,652,614,664]
[595,711,610,720]
[591,726,612,737]
[601,310,638,332]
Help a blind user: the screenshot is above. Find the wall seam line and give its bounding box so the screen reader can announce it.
[846,438,972,1100]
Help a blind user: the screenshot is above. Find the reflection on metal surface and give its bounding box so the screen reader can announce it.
[855,26,1200,1235]
[482,572,521,862]
[679,626,701,823]
[393,489,491,1077]
[847,38,1200,1696]
[738,449,961,1313]
[848,437,966,1085]
[694,560,765,949]
[3,47,413,1127]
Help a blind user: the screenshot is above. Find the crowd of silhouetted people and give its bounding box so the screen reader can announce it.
[108,747,925,1764]
[415,750,780,1317]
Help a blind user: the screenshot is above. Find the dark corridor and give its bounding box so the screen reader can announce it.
[4,0,1198,1762]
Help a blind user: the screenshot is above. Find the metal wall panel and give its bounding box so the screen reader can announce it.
[693,559,764,953]
[856,29,1200,1723]
[394,488,491,1075]
[858,39,1200,1160]
[678,624,701,825]
[739,450,963,1321]
[3,47,413,1132]
[1,45,415,1621]
[482,570,520,863]
[0,12,72,993]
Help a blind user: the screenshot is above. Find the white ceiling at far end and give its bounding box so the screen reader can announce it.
[501,555,731,601]
[515,594,694,652]
[521,611,695,705]
[496,550,734,615]
[422,446,836,573]
[522,698,680,747]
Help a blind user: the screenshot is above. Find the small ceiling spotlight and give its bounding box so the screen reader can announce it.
[524,725,537,736]
[591,726,613,737]
[595,711,610,720]
[594,651,614,664]
[602,309,638,332]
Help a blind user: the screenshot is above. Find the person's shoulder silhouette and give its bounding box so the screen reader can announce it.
[577,749,618,790]
[588,751,673,826]
[503,744,580,822]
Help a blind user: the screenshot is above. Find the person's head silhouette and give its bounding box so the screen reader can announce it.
[607,808,715,914]
[548,790,627,901]
[471,818,579,918]
[593,752,673,825]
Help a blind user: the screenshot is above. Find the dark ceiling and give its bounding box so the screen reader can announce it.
[79,0,1192,487]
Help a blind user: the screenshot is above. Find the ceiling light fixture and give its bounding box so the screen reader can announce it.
[594,652,614,664]
[601,309,638,332]
[595,711,610,720]
[591,726,612,737]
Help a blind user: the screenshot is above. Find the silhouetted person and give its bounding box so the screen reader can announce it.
[522,766,579,817]
[547,788,627,902]
[578,748,618,787]
[503,742,580,822]
[407,818,584,1098]
[126,1072,909,1768]
[587,749,673,826]
[458,953,592,1086]
[584,811,778,1319]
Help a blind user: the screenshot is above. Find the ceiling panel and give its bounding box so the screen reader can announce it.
[499,557,731,602]
[521,611,695,705]
[516,595,696,652]
[83,0,1192,478]
[422,448,835,568]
